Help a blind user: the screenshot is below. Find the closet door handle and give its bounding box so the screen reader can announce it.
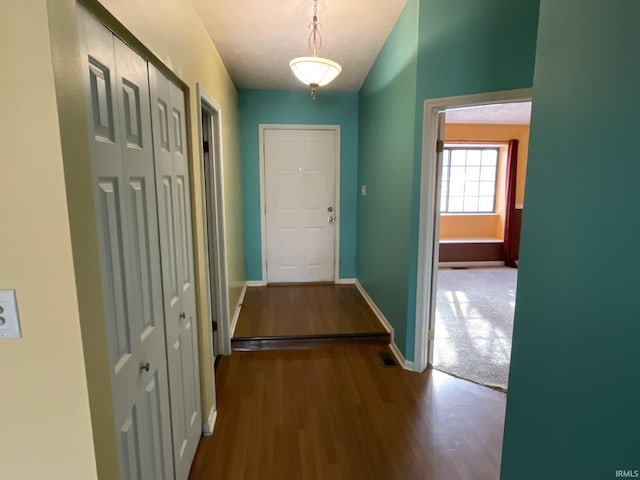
[179,312,186,320]
[140,362,150,373]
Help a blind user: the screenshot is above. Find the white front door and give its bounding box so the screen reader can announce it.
[79,9,173,479]
[263,128,338,283]
[149,65,202,480]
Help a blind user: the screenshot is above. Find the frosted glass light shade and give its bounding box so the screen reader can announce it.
[289,57,342,87]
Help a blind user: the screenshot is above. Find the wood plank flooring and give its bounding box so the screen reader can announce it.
[233,284,387,338]
[189,345,506,480]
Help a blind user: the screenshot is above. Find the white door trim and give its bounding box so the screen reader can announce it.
[413,88,533,373]
[258,124,341,283]
[196,84,231,357]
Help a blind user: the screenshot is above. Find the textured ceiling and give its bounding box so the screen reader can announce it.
[446,102,532,125]
[191,0,408,91]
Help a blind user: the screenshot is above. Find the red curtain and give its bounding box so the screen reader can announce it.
[503,139,519,267]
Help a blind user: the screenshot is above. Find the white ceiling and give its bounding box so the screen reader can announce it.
[191,0,408,91]
[446,102,532,125]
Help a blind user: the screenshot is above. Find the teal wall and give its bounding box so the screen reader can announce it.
[239,89,359,280]
[405,0,540,360]
[501,1,640,477]
[357,0,419,357]
[357,0,539,359]
[415,0,540,100]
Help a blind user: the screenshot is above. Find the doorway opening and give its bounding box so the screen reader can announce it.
[413,89,533,382]
[432,103,531,390]
[197,86,231,358]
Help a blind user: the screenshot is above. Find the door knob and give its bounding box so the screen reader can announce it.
[140,362,150,372]
[328,216,334,223]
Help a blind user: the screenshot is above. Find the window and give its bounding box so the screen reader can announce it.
[440,146,499,213]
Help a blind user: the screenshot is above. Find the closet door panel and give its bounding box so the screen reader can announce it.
[149,65,202,480]
[79,8,173,479]
[113,36,174,480]
[169,82,201,457]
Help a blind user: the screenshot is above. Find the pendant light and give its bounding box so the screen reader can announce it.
[289,0,342,100]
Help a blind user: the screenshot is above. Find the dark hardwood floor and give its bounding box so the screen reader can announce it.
[189,345,506,480]
[232,285,388,350]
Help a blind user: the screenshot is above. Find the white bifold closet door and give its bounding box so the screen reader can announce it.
[148,64,202,480]
[79,8,201,480]
[79,10,174,480]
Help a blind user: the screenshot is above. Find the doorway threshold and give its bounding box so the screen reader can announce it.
[231,332,390,352]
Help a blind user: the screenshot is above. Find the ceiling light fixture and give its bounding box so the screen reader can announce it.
[289,0,342,100]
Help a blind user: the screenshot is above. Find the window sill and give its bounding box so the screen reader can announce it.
[439,237,503,244]
[440,213,499,217]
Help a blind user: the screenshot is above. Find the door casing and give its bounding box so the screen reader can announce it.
[258,124,341,284]
[413,88,533,373]
[196,84,231,361]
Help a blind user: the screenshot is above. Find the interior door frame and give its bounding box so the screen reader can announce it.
[258,124,341,284]
[196,84,231,360]
[413,88,533,373]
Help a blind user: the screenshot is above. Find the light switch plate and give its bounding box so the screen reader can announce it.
[0,289,22,339]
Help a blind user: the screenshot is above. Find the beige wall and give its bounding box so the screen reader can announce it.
[0,2,98,478]
[440,214,501,239]
[0,0,244,477]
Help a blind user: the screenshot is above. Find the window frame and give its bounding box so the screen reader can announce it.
[440,145,501,215]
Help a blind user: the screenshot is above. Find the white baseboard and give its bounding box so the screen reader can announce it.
[202,405,217,436]
[394,345,414,370]
[354,280,413,371]
[335,278,356,284]
[439,261,505,268]
[388,341,411,370]
[230,283,247,337]
[354,280,393,336]
[246,280,266,287]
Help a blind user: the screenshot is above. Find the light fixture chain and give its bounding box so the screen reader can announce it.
[308,0,323,56]
[289,0,341,100]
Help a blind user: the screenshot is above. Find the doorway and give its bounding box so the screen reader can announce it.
[413,89,533,375]
[432,103,530,389]
[259,125,340,283]
[197,86,231,358]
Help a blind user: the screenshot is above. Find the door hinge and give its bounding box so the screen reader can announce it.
[436,140,444,154]
[212,321,218,332]
[203,140,210,153]
[428,329,435,341]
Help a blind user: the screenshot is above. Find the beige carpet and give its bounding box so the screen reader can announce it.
[433,267,517,390]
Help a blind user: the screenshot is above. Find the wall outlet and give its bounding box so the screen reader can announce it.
[0,289,22,339]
